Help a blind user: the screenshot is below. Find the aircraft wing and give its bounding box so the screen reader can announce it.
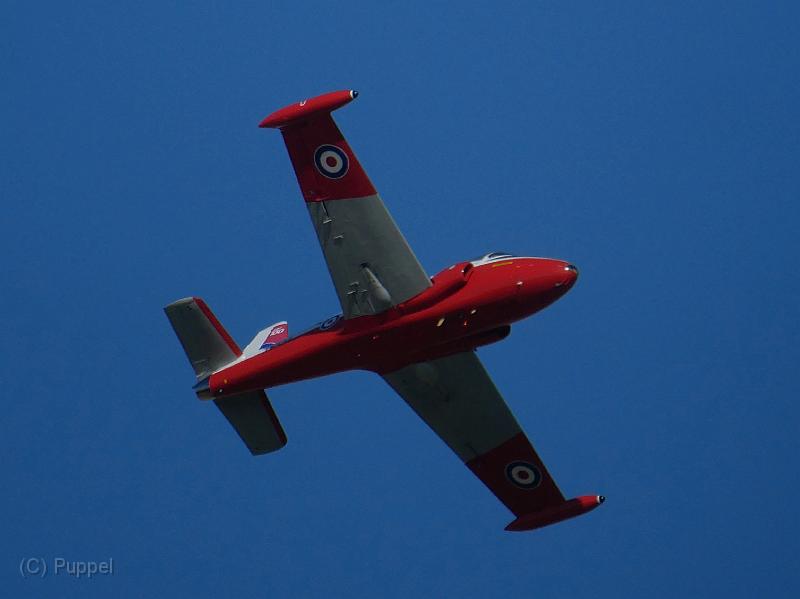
[383,351,601,530]
[260,90,431,319]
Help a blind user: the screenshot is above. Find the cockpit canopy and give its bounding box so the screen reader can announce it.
[469,251,515,265]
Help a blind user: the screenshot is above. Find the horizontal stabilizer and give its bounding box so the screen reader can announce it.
[164,297,240,378]
[214,390,287,455]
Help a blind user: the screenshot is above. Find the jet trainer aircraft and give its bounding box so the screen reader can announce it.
[165,90,604,532]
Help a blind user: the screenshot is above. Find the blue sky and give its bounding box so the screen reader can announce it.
[2,1,799,596]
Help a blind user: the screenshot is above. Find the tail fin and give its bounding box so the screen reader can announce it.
[164,297,287,455]
[239,321,289,360]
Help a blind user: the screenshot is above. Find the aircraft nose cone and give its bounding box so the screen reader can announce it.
[564,263,579,280]
[556,263,579,289]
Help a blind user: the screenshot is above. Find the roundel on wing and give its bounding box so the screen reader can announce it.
[505,461,542,490]
[314,144,349,179]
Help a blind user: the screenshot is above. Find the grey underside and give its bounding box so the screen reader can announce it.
[214,391,286,455]
[382,351,522,462]
[307,195,431,318]
[164,298,286,455]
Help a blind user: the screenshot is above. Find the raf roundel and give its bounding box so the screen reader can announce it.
[505,461,542,490]
[314,144,349,179]
[319,314,342,331]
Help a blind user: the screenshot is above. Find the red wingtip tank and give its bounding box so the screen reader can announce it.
[505,495,606,532]
[259,90,358,129]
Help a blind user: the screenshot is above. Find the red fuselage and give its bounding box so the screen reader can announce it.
[208,257,578,398]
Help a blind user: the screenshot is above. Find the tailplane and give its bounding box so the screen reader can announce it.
[164,297,287,455]
[164,297,240,378]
